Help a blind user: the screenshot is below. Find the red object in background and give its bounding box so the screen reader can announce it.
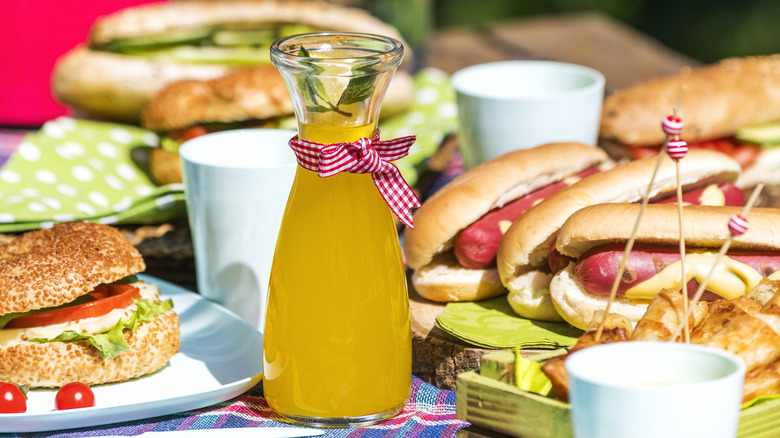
[0,0,165,127]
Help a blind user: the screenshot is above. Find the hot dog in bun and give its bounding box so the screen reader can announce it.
[599,55,780,189]
[0,222,179,388]
[497,149,743,322]
[550,203,780,329]
[403,143,610,302]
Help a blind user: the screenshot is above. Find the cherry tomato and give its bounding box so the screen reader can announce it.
[729,143,761,169]
[6,285,141,329]
[0,382,26,414]
[171,125,209,142]
[628,146,660,160]
[55,382,95,410]
[687,139,760,169]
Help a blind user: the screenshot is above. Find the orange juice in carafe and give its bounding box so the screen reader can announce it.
[264,120,412,420]
[265,31,412,427]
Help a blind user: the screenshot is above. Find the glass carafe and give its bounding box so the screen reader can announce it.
[264,32,412,427]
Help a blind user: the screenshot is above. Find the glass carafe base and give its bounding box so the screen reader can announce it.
[275,404,405,428]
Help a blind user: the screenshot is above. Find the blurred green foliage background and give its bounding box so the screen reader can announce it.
[432,0,780,63]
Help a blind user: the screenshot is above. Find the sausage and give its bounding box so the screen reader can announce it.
[454,167,600,269]
[655,182,744,206]
[573,243,780,298]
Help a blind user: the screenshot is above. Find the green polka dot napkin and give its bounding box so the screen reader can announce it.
[435,295,583,350]
[0,68,456,233]
[383,68,458,186]
[0,117,186,233]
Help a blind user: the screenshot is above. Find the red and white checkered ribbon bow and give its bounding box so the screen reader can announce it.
[289,132,421,228]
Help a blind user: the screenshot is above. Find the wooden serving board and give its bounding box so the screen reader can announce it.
[409,277,555,391]
[409,279,488,391]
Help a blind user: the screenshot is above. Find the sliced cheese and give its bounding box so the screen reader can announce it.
[624,253,762,301]
[498,220,513,234]
[0,282,159,347]
[700,184,725,206]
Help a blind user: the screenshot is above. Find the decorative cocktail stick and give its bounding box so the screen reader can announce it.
[670,183,765,341]
[664,90,688,340]
[594,94,686,342]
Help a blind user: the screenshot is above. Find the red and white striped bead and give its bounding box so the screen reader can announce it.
[666,139,688,160]
[662,116,684,135]
[728,214,749,236]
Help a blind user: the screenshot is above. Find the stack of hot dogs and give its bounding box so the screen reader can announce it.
[403,54,780,329]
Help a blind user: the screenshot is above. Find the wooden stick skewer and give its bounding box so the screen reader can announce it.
[669,183,765,342]
[674,161,689,343]
[594,150,665,342]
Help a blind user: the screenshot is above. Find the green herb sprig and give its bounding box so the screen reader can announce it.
[296,46,376,117]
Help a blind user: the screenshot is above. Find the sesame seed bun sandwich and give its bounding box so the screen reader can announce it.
[0,222,179,388]
[52,0,412,124]
[550,203,780,329]
[496,149,743,322]
[402,143,611,303]
[599,55,780,190]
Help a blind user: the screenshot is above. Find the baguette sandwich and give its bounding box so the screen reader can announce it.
[52,0,411,123]
[0,222,179,388]
[599,54,780,190]
[497,149,743,322]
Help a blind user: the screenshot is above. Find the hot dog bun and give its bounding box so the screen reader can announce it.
[403,142,609,302]
[52,0,410,123]
[550,203,780,329]
[0,222,180,387]
[497,149,741,322]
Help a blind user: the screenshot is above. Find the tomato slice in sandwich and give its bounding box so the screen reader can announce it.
[5,284,141,329]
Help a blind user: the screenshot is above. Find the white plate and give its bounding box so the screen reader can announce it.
[3,275,264,433]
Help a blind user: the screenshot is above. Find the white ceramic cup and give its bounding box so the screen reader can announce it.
[566,341,746,438]
[179,129,297,332]
[451,60,605,169]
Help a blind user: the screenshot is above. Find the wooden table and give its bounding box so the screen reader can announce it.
[425,12,700,92]
[408,11,702,391]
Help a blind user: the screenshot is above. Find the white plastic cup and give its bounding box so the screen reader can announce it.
[452,60,605,169]
[179,129,297,332]
[566,341,746,438]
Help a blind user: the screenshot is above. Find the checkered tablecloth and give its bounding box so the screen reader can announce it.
[5,377,466,438]
[0,129,25,166]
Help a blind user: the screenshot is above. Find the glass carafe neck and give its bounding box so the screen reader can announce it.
[270,32,403,143]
